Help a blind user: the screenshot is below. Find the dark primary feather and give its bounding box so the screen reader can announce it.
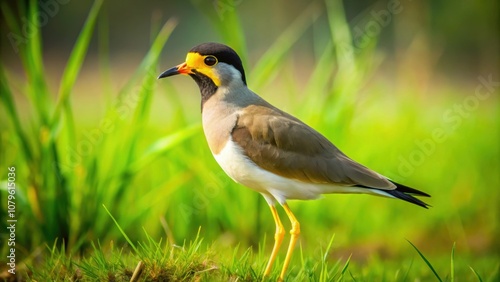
[381,181,430,208]
[390,181,430,197]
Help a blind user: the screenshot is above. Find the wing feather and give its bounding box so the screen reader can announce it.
[231,104,395,190]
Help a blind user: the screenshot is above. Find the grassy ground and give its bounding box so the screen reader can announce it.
[1,0,499,281]
[16,233,500,281]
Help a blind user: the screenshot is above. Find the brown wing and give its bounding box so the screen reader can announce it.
[231,104,395,190]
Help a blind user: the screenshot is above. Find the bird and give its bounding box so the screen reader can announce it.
[158,42,430,281]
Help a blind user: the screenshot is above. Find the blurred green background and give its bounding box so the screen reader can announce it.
[0,0,498,279]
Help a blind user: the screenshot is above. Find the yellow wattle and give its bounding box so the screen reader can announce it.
[185,52,221,86]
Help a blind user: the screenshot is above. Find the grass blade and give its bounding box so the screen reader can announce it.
[103,204,138,254]
[468,266,483,282]
[1,2,23,53]
[335,254,351,282]
[323,234,335,262]
[27,0,51,124]
[401,258,414,282]
[450,242,455,282]
[407,240,442,282]
[0,67,33,162]
[117,18,177,185]
[249,1,321,90]
[326,0,357,73]
[116,19,177,100]
[130,18,177,124]
[52,0,104,131]
[128,123,202,173]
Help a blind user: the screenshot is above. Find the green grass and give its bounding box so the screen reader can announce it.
[1,0,499,281]
[17,232,500,281]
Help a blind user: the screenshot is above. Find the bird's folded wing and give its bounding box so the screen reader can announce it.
[231,104,395,190]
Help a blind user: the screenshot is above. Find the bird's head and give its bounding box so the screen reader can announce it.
[158,42,247,104]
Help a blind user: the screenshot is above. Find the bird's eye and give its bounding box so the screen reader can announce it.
[204,56,217,66]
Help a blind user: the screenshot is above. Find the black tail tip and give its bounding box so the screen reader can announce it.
[388,181,431,208]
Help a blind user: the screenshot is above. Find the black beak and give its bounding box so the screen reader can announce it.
[158,62,190,79]
[158,66,180,79]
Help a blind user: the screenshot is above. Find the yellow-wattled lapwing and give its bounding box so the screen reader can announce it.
[158,42,430,281]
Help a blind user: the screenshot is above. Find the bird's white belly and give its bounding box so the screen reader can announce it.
[212,139,374,204]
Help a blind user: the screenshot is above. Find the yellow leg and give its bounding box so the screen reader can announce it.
[263,205,285,277]
[279,203,300,281]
